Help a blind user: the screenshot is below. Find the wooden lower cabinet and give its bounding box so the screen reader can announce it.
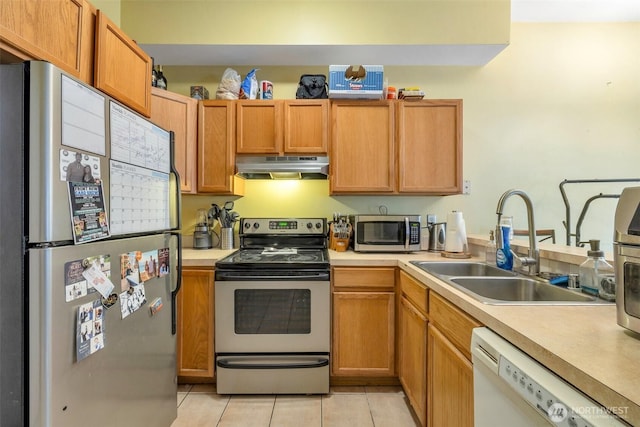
[332,291,395,376]
[427,324,473,427]
[331,267,395,377]
[177,268,214,379]
[427,292,481,427]
[399,296,428,427]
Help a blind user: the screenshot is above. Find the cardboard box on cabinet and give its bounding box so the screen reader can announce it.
[329,65,384,99]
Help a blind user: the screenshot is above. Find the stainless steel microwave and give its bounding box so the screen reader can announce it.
[614,187,640,334]
[349,215,421,253]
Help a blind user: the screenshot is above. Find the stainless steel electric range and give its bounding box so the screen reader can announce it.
[214,218,330,394]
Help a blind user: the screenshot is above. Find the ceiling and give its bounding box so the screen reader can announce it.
[141,0,640,67]
[511,0,640,22]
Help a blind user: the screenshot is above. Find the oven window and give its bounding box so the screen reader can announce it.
[358,222,403,245]
[234,289,311,334]
[624,263,640,317]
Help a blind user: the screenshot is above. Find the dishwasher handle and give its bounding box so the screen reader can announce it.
[471,327,500,374]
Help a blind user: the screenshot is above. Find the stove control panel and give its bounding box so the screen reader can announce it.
[240,218,326,235]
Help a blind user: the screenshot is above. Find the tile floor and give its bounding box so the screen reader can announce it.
[172,384,421,427]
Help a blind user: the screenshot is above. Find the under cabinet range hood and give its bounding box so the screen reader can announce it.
[235,156,329,180]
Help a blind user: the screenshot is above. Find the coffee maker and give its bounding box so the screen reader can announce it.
[193,208,213,249]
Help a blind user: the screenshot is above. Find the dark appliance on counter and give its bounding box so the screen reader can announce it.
[614,187,640,334]
[0,61,181,426]
[214,218,330,394]
[349,214,421,253]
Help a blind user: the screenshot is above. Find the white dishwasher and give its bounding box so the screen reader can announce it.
[471,327,629,427]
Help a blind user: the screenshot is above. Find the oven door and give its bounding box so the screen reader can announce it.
[215,280,330,353]
[615,244,640,333]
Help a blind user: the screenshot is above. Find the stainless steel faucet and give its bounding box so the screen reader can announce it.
[496,189,540,276]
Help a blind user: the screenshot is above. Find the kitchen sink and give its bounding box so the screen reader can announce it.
[448,277,605,304]
[409,261,613,305]
[410,261,516,278]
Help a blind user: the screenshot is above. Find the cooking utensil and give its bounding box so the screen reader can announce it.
[219,209,228,228]
[210,204,221,221]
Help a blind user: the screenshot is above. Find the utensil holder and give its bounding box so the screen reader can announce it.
[329,223,352,252]
[220,228,234,250]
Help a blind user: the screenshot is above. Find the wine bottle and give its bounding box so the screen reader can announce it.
[157,65,167,90]
[151,57,158,87]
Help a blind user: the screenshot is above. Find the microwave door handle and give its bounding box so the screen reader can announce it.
[405,217,410,250]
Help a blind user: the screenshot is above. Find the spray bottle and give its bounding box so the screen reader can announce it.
[496,223,513,271]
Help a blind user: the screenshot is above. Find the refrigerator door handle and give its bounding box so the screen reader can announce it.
[169,131,182,232]
[169,231,182,335]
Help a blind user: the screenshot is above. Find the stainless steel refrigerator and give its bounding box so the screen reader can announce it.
[0,61,182,427]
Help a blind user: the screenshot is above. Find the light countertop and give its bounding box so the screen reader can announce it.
[181,244,639,424]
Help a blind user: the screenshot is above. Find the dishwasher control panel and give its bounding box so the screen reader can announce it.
[498,354,627,427]
[472,328,628,427]
[499,355,592,426]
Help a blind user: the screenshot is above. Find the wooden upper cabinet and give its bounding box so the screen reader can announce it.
[79,1,96,84]
[236,100,329,155]
[284,99,329,154]
[236,101,283,154]
[330,101,395,193]
[94,10,152,117]
[397,100,463,194]
[150,88,198,194]
[198,100,243,195]
[0,0,96,84]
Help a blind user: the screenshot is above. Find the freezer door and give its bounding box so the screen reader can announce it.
[28,234,178,427]
[21,61,110,244]
[16,61,177,244]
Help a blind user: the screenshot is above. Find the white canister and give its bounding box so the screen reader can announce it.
[444,211,468,253]
[420,227,430,251]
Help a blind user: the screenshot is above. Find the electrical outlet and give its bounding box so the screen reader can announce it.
[463,179,471,195]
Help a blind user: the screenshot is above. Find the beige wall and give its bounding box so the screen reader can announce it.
[121,0,509,45]
[170,23,639,252]
[92,0,121,26]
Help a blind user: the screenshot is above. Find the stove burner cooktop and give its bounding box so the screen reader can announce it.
[216,217,330,273]
[218,248,328,266]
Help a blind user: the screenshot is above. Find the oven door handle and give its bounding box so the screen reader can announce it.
[216,358,329,370]
[216,273,330,281]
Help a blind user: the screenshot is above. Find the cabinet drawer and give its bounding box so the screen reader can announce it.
[332,267,395,291]
[428,292,481,360]
[399,270,428,315]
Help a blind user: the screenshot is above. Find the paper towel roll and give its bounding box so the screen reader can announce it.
[445,211,468,253]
